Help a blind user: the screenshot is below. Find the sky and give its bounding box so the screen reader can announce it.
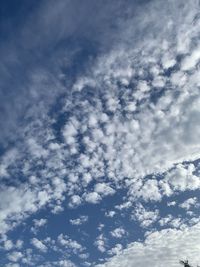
[0,0,200,266]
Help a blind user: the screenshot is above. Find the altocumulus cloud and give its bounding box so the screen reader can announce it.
[0,0,200,266]
[96,223,200,267]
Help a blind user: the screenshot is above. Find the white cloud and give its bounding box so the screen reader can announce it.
[7,251,23,262]
[33,218,47,227]
[137,81,150,92]
[94,183,115,197]
[129,179,162,202]
[69,195,82,208]
[168,218,184,229]
[110,227,126,239]
[58,234,84,254]
[27,138,49,159]
[31,238,47,253]
[115,201,132,210]
[95,234,107,253]
[51,205,64,214]
[108,244,123,256]
[59,260,77,267]
[5,264,20,267]
[63,119,79,148]
[181,46,200,71]
[85,192,101,204]
[1,6,200,267]
[179,197,198,210]
[167,201,176,207]
[59,14,200,205]
[161,54,176,70]
[105,211,116,218]
[163,164,200,193]
[98,224,105,232]
[31,218,47,234]
[15,240,23,250]
[4,240,14,251]
[96,222,200,267]
[2,237,23,252]
[132,204,159,228]
[0,186,38,234]
[0,149,18,178]
[70,215,88,226]
[159,215,173,227]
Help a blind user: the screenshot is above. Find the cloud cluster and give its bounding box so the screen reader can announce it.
[70,215,88,226]
[96,223,200,267]
[31,238,48,253]
[1,1,200,266]
[0,0,200,239]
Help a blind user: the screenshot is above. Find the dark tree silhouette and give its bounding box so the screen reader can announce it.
[180,260,199,267]
[180,260,191,267]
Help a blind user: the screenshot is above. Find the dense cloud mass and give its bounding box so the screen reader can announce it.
[96,223,200,267]
[0,0,200,266]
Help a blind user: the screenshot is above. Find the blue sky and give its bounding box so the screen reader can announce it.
[0,0,200,266]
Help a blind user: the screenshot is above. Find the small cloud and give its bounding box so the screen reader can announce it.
[69,195,82,208]
[108,244,123,256]
[179,197,198,210]
[105,211,116,218]
[7,251,23,262]
[85,192,101,204]
[70,215,88,226]
[94,234,107,253]
[31,238,47,253]
[110,227,126,239]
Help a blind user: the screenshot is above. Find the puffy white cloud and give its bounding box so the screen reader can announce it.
[94,183,115,197]
[105,211,116,218]
[15,240,23,250]
[161,54,176,70]
[58,234,84,254]
[115,201,132,210]
[31,238,47,253]
[51,205,64,214]
[181,46,200,71]
[70,215,88,226]
[129,179,162,202]
[167,201,176,207]
[163,164,200,193]
[159,215,173,227]
[1,5,200,267]
[179,197,198,210]
[31,218,47,234]
[0,149,18,178]
[69,195,82,208]
[96,222,200,267]
[132,204,159,228]
[33,218,47,227]
[110,227,126,239]
[168,218,184,229]
[108,244,123,256]
[7,251,23,262]
[4,240,14,251]
[2,237,23,252]
[59,260,77,267]
[63,119,79,149]
[27,138,49,159]
[128,163,200,203]
[94,234,107,253]
[0,186,38,234]
[85,192,101,204]
[98,224,105,232]
[5,264,20,267]
[58,8,200,204]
